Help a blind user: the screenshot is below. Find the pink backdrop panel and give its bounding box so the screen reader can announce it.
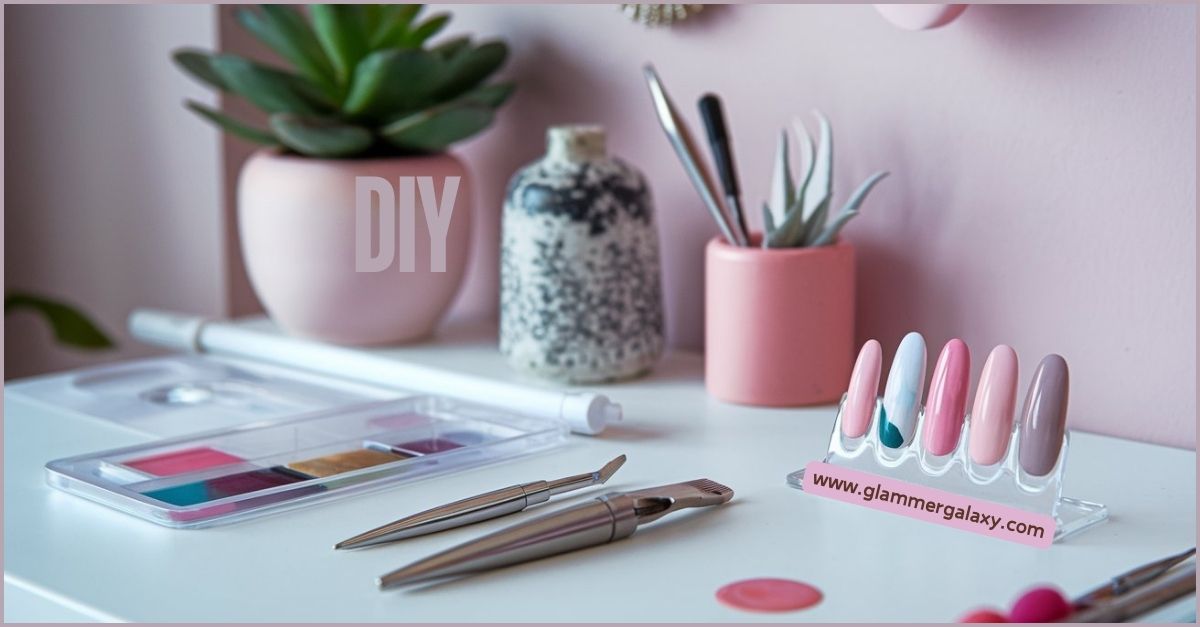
[437,4,1195,448]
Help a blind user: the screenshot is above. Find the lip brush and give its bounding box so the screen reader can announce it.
[336,455,627,549]
[698,93,749,245]
[643,65,746,247]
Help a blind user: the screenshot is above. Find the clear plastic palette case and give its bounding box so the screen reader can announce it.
[14,356,568,528]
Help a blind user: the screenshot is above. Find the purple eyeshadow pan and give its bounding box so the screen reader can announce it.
[394,437,466,455]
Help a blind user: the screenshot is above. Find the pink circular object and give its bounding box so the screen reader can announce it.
[959,608,1009,623]
[716,578,823,613]
[1009,586,1071,623]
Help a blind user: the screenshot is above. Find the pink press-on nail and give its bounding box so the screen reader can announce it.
[922,339,971,455]
[842,340,882,438]
[967,345,1019,465]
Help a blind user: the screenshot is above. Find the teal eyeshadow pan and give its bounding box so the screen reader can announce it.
[143,467,306,506]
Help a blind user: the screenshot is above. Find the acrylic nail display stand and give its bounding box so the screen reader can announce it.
[787,396,1109,543]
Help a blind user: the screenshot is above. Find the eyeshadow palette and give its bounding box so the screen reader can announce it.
[45,396,568,527]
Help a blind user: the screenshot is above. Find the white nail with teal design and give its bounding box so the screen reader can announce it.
[880,331,927,448]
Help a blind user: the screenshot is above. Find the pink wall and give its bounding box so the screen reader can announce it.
[436,4,1196,447]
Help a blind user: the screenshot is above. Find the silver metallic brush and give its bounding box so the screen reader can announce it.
[336,455,627,550]
[377,478,734,589]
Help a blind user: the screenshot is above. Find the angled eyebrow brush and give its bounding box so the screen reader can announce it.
[336,455,627,549]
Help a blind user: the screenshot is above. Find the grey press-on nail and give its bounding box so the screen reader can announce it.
[1018,354,1070,476]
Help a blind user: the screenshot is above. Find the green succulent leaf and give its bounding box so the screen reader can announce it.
[210,54,331,115]
[459,82,516,108]
[792,117,816,219]
[808,210,858,248]
[804,110,833,217]
[185,100,278,145]
[431,35,473,60]
[236,6,338,98]
[435,41,508,100]
[798,197,830,245]
[381,102,494,152]
[269,113,373,158]
[766,200,807,248]
[807,171,889,246]
[173,50,230,91]
[760,202,775,248]
[405,13,450,47]
[767,130,793,228]
[371,4,422,48]
[343,49,445,117]
[310,5,370,86]
[5,293,114,349]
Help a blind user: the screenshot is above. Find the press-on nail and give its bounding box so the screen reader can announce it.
[1018,354,1070,476]
[922,339,970,456]
[843,340,882,438]
[880,332,926,448]
[967,345,1019,466]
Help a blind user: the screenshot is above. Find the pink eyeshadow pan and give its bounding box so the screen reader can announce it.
[123,447,245,477]
[716,578,823,613]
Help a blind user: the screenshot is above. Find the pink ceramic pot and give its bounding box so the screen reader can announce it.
[238,149,471,345]
[705,235,855,406]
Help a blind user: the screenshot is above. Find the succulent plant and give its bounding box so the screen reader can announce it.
[173,5,514,158]
[762,111,888,248]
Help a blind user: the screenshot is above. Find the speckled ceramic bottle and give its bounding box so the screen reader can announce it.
[500,125,664,383]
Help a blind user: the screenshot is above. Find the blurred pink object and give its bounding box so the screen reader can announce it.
[873,4,968,30]
[238,149,472,345]
[705,235,855,407]
[843,339,882,437]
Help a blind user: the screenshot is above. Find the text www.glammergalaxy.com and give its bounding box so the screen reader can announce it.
[810,472,1045,538]
[801,461,1056,547]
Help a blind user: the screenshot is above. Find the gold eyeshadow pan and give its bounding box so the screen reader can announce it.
[287,449,410,478]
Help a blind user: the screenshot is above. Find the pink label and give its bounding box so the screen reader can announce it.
[802,461,1055,548]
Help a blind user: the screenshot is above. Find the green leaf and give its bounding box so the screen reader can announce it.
[185,100,278,145]
[798,196,830,245]
[435,41,508,100]
[209,54,330,115]
[803,110,833,217]
[236,6,338,98]
[760,203,775,248]
[269,113,373,158]
[381,102,494,152]
[807,171,888,246]
[459,82,516,108]
[310,5,369,86]
[404,13,449,47]
[371,5,422,48]
[767,130,792,227]
[431,35,472,60]
[5,293,114,349]
[173,50,230,91]
[791,116,816,218]
[342,49,445,117]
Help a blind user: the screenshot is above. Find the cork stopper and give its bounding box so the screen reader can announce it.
[546,125,606,163]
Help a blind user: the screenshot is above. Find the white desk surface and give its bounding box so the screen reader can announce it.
[4,321,1196,622]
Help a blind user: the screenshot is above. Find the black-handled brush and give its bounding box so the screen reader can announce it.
[698,94,749,244]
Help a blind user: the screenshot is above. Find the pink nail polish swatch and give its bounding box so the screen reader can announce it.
[842,340,882,438]
[922,339,971,455]
[967,345,1019,465]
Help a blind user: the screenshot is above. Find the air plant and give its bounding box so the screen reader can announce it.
[172,5,514,158]
[762,111,888,248]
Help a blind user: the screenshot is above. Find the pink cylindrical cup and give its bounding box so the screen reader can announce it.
[704,235,856,406]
